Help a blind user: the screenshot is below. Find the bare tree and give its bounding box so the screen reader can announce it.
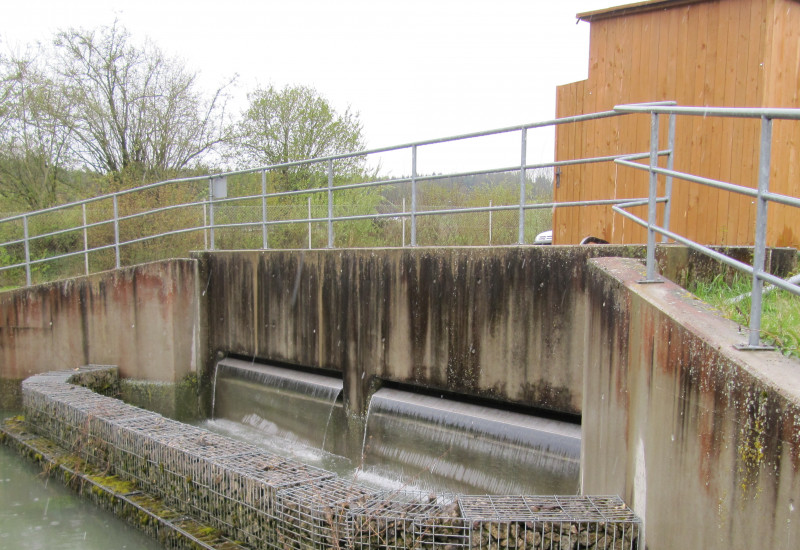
[54,22,233,184]
[0,52,76,210]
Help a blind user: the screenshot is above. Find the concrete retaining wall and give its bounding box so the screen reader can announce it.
[0,259,200,383]
[583,257,800,549]
[200,247,651,416]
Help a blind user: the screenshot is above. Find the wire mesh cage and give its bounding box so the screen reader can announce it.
[458,495,641,550]
[348,491,468,550]
[20,368,643,550]
[197,453,335,548]
[276,478,381,550]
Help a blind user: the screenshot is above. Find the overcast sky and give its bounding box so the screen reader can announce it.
[0,0,622,175]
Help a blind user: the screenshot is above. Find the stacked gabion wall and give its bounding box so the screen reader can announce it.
[22,367,641,550]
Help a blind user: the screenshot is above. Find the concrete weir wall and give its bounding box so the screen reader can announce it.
[0,259,200,384]
[200,247,646,416]
[584,257,800,549]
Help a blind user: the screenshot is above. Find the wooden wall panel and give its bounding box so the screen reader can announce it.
[554,0,800,247]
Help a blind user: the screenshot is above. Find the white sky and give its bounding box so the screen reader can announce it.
[0,0,623,176]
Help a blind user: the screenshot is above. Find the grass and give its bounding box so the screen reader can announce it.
[691,272,800,359]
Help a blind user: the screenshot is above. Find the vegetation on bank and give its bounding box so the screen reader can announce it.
[690,270,800,359]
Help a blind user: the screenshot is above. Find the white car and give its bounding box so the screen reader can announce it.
[534,230,552,245]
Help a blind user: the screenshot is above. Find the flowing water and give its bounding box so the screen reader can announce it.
[0,413,163,550]
[362,388,580,494]
[206,359,581,495]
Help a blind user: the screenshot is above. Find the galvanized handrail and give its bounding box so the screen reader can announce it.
[1,106,662,283]
[1,102,798,352]
[612,104,800,350]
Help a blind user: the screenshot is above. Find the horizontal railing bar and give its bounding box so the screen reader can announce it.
[0,110,634,226]
[613,205,800,297]
[617,158,800,208]
[615,104,800,120]
[616,158,759,198]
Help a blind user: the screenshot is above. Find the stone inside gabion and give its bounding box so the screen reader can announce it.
[21,366,642,550]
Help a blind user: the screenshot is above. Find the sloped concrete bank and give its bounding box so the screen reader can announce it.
[583,257,800,550]
[9,365,641,550]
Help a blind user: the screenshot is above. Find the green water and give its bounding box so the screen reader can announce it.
[0,419,163,549]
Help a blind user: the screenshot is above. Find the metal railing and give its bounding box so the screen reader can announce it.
[0,102,798,349]
[612,104,800,349]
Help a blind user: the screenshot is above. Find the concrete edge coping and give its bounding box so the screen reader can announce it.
[588,257,800,409]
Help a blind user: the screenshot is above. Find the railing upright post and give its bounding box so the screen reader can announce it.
[261,169,269,249]
[643,112,660,282]
[746,116,773,348]
[327,159,334,248]
[402,197,406,247]
[113,195,121,269]
[489,200,493,245]
[82,203,89,276]
[208,179,215,251]
[308,196,312,249]
[662,112,677,242]
[23,215,31,286]
[411,145,417,247]
[518,127,527,244]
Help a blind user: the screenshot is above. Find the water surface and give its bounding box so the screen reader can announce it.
[0,415,163,550]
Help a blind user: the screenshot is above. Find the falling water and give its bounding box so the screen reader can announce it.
[205,360,580,495]
[211,358,344,453]
[360,388,581,494]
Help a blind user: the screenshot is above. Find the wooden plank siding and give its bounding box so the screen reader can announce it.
[554,0,800,247]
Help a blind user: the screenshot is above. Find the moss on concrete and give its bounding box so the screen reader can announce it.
[118,372,201,421]
[0,416,246,550]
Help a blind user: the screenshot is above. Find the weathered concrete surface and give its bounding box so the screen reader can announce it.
[584,257,800,550]
[200,247,653,416]
[198,246,796,418]
[0,260,200,384]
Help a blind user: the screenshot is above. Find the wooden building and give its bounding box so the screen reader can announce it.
[554,0,800,246]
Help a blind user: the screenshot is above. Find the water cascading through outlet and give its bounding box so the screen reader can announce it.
[360,388,581,495]
[211,357,345,455]
[208,358,581,495]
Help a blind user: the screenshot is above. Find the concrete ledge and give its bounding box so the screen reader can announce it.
[583,257,800,550]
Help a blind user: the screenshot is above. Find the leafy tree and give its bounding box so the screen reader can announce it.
[54,22,233,186]
[229,84,366,189]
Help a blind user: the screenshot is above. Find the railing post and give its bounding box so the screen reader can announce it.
[308,196,312,249]
[82,203,89,276]
[261,169,268,249]
[208,179,215,251]
[23,215,31,286]
[411,145,417,247]
[662,112,677,242]
[112,195,121,269]
[741,115,774,349]
[327,159,334,248]
[641,112,661,283]
[402,197,406,247]
[518,127,527,244]
[489,200,493,245]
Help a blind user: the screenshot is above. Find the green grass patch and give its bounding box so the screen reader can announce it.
[691,273,800,359]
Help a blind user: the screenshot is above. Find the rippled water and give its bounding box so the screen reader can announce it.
[0,414,163,550]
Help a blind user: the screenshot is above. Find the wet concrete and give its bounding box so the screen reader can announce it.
[0,259,200,384]
[584,257,800,550]
[201,246,651,417]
